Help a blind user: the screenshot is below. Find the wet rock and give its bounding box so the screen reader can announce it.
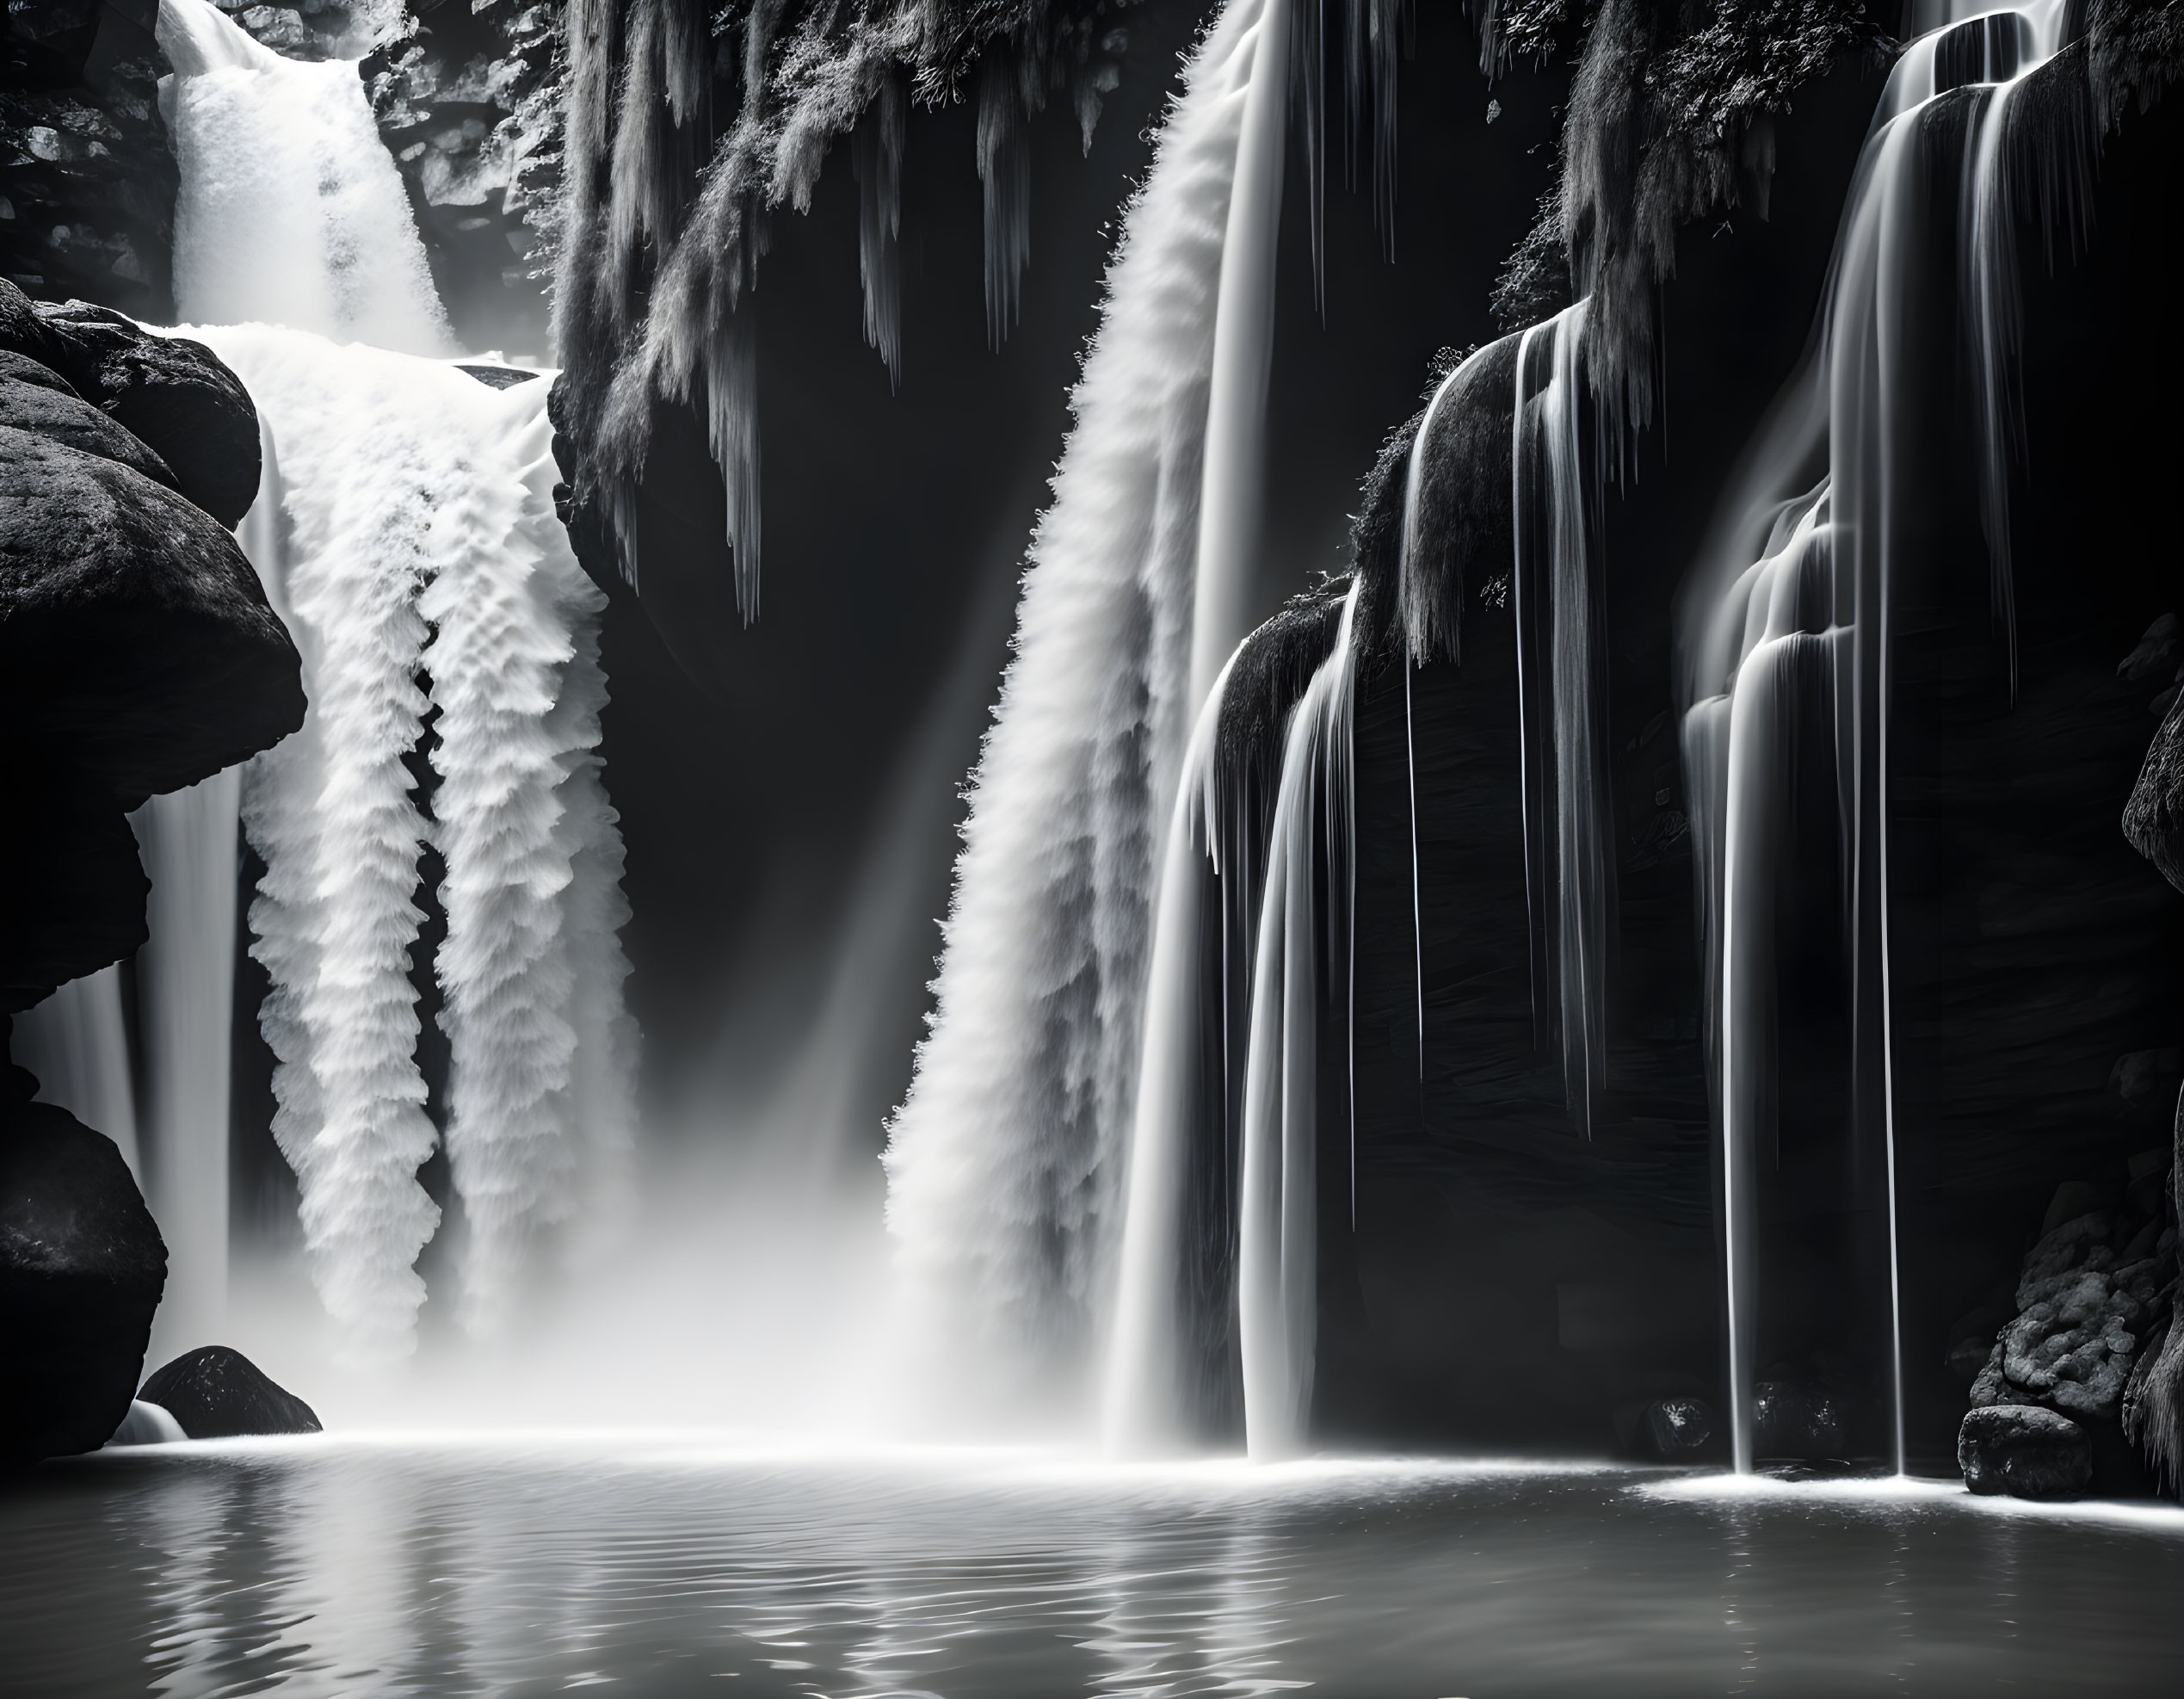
[359,0,560,349]
[26,293,262,525]
[2125,687,2184,894]
[1967,1208,2169,1425]
[0,424,302,808]
[1,748,150,1010]
[1959,1403,2093,1499]
[0,0,176,320]
[1633,1395,1718,1461]
[0,1083,166,1464]
[1752,1381,1846,1459]
[0,369,174,487]
[139,1346,321,1438]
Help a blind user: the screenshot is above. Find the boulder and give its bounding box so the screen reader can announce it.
[0,424,303,809]
[26,295,262,527]
[1959,1404,2094,1499]
[1752,1381,1847,1460]
[1633,1395,1718,1461]
[138,1346,321,1439]
[0,750,150,1010]
[2125,689,2184,893]
[0,371,176,489]
[0,1080,166,1465]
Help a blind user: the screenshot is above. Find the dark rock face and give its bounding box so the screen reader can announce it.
[360,0,559,353]
[2125,686,2184,895]
[1752,1381,1848,1461]
[1965,1168,2177,1498]
[0,281,299,1011]
[0,1081,166,1465]
[0,368,174,486]
[1959,1403,2094,1500]
[24,294,262,526]
[139,1344,321,1438]
[1634,1395,1718,1461]
[0,0,177,320]
[0,425,300,806]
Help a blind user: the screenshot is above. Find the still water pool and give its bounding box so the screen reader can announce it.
[3,1437,2181,1696]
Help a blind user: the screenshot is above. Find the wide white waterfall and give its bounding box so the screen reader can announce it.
[883,0,1293,1412]
[197,326,635,1356]
[1679,0,2077,1473]
[3,0,637,1366]
[157,0,449,355]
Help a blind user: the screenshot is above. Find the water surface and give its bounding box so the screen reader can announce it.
[5,1437,2181,1696]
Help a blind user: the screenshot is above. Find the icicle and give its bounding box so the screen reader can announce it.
[706,300,763,624]
[607,3,665,314]
[856,75,906,387]
[978,53,1032,349]
[1237,581,1358,1459]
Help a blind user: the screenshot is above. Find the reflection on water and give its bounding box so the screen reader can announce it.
[5,1442,2183,1696]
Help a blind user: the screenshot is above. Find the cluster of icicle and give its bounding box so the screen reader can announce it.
[135,0,639,1361]
[1676,0,2086,1473]
[551,0,1414,617]
[880,0,1293,1412]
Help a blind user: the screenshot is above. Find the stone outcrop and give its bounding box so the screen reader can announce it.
[360,0,558,350]
[139,1344,320,1436]
[1959,1403,2095,1500]
[0,1072,166,1465]
[0,278,299,1010]
[0,0,176,320]
[1,287,296,1465]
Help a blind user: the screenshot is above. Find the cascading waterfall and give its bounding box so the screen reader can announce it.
[133,769,243,1362]
[0,0,641,1362]
[194,324,638,1356]
[157,0,449,355]
[1236,581,1359,1459]
[883,0,1293,1408]
[10,966,139,1176]
[1679,0,2079,1473]
[1513,301,1613,1133]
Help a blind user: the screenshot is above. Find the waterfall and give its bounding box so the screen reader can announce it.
[6,0,644,1363]
[1237,581,1359,1459]
[883,0,1293,1412]
[133,769,243,1364]
[192,325,636,1358]
[1679,0,2081,1473]
[1102,658,1237,1453]
[11,966,139,1176]
[156,0,450,355]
